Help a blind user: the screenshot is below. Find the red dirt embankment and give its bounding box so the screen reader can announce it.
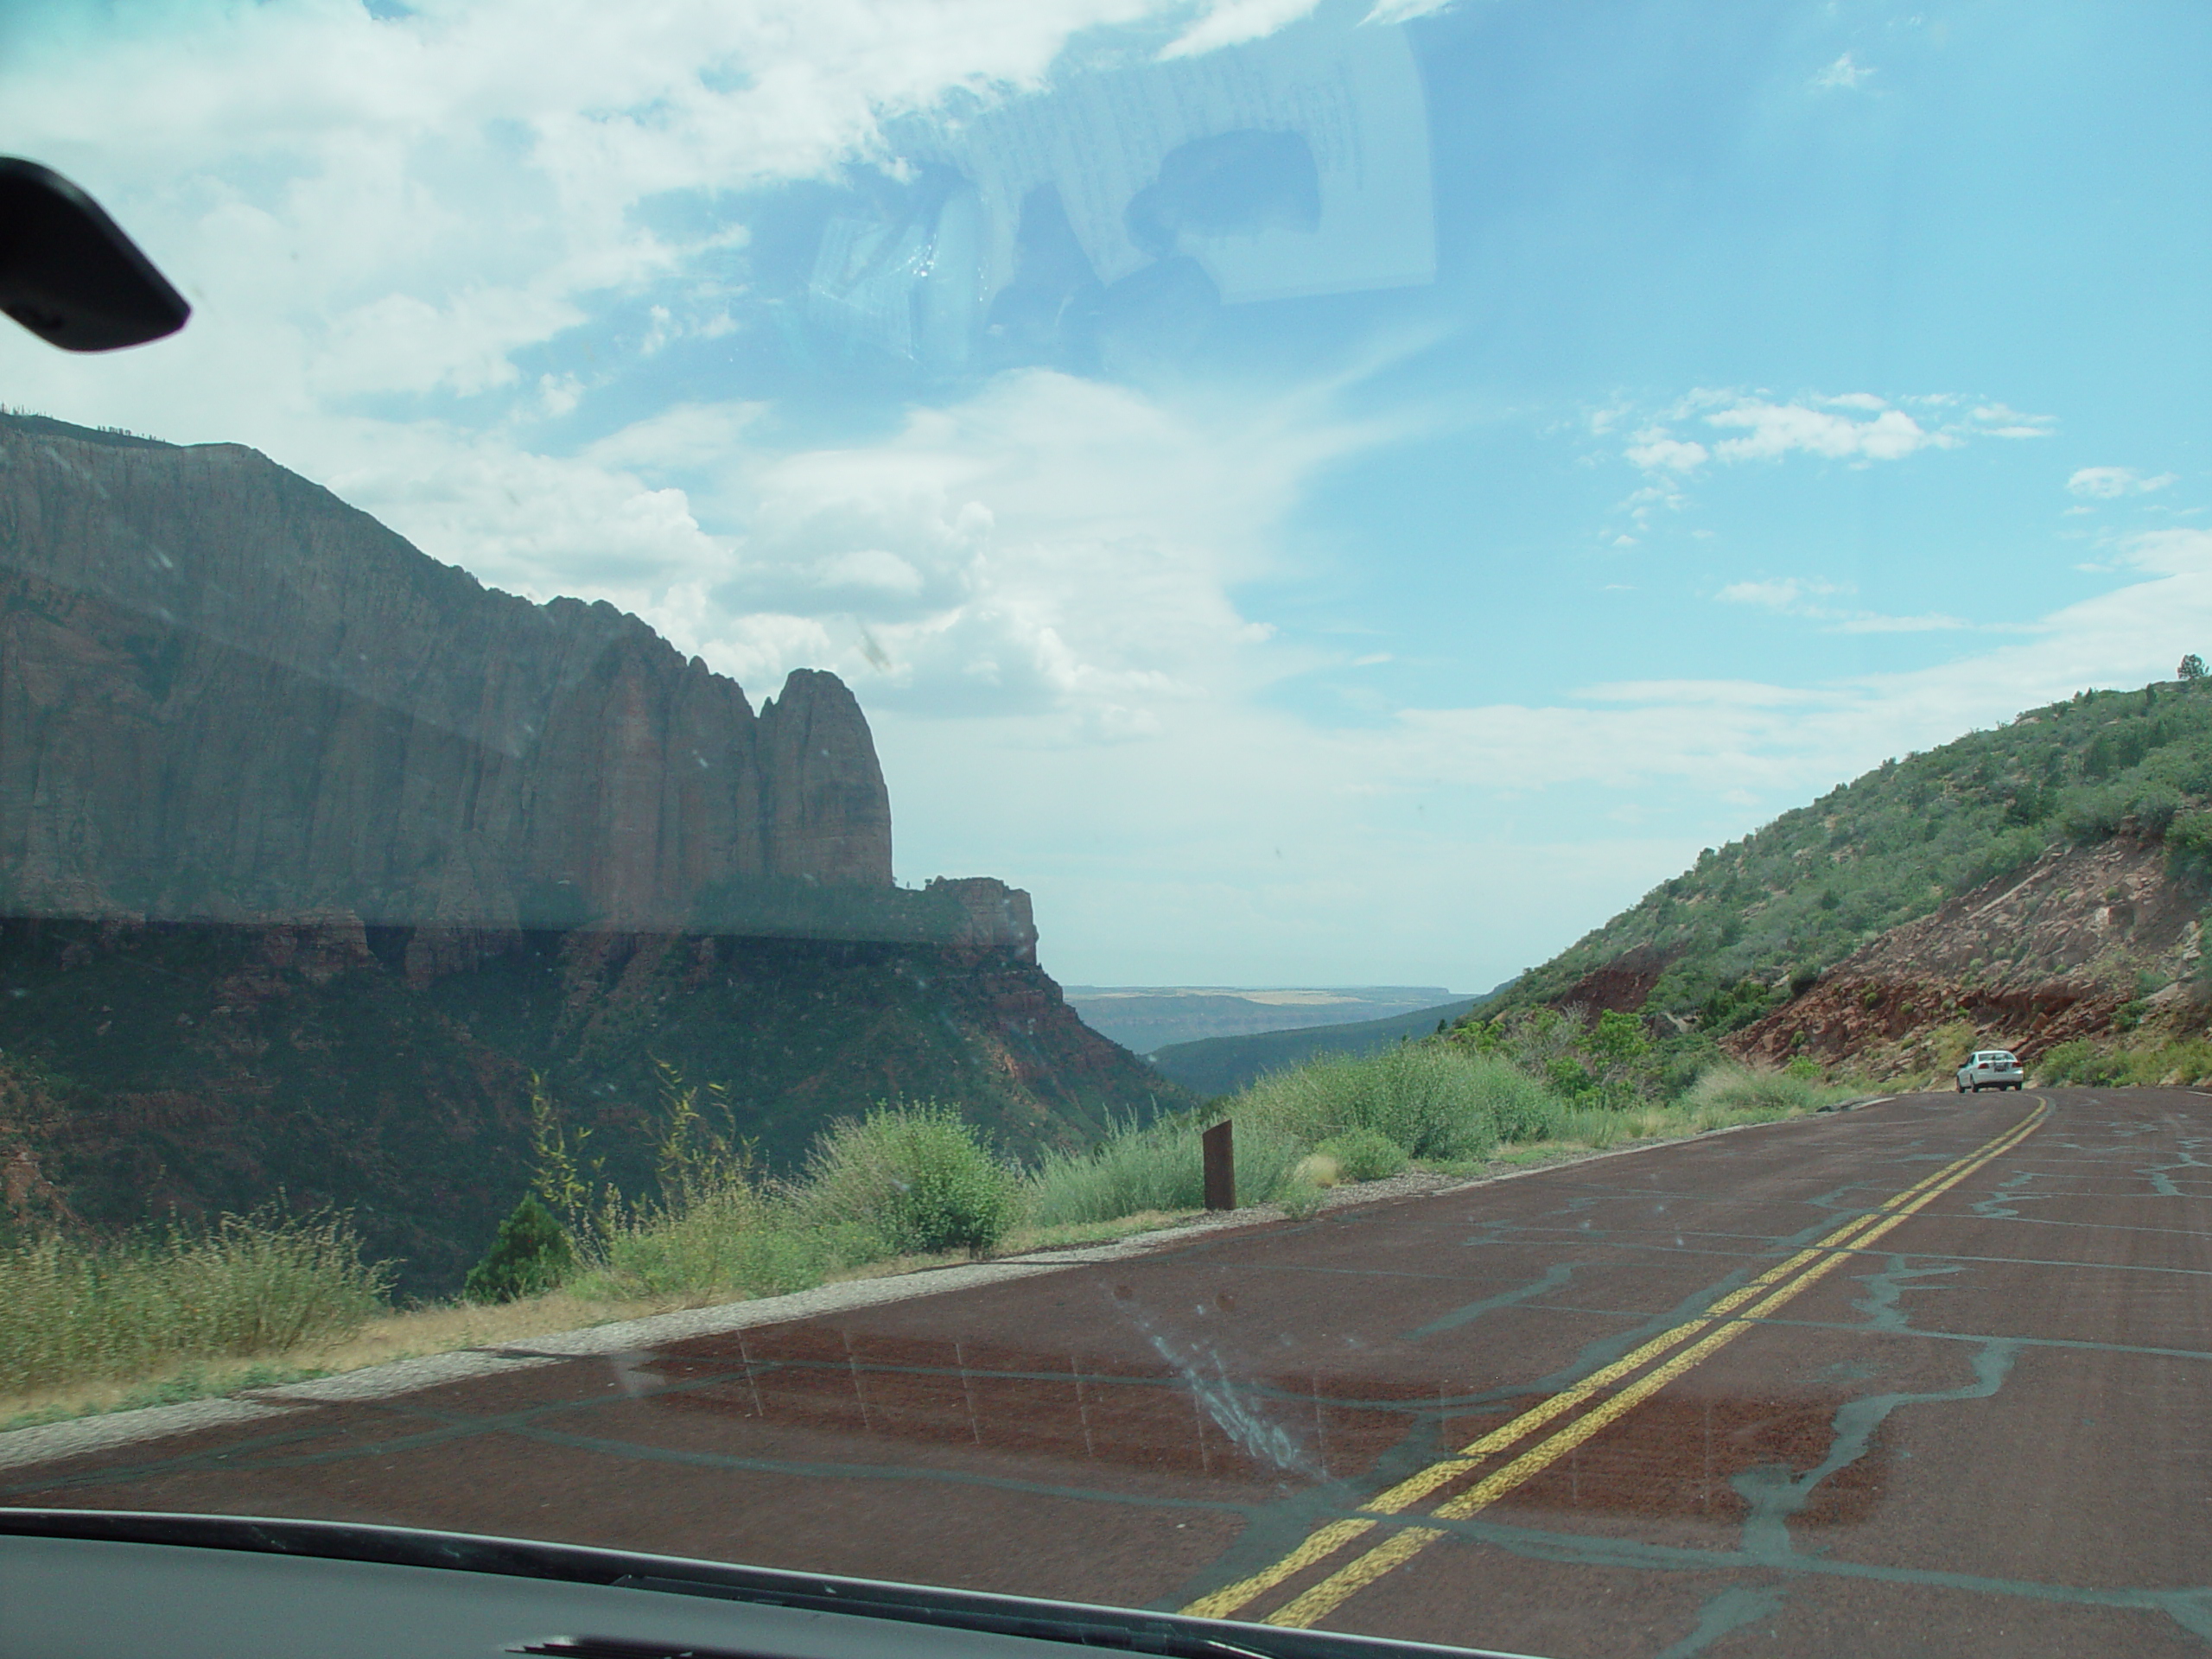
[1727,837,2206,1071]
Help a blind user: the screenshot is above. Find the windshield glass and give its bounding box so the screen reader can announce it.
[5,5,2210,1656]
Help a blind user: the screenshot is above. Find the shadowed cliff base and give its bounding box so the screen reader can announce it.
[0,916,1185,1300]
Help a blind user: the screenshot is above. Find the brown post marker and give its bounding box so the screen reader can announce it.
[1202,1119,1235,1211]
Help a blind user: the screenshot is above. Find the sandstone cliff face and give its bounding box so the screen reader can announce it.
[925,876,1040,960]
[0,415,892,933]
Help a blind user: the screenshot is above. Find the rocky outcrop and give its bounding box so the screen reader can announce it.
[925,877,1039,961]
[0,415,892,933]
[1727,837,2205,1070]
[1548,941,1683,1018]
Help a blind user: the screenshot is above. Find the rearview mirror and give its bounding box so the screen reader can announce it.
[0,157,189,352]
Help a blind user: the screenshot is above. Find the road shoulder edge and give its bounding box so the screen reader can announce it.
[0,1097,1906,1471]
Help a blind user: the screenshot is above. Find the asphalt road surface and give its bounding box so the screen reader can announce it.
[10,1088,2212,1657]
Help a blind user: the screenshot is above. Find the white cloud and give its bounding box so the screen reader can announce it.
[1624,429,1709,473]
[2120,527,2212,575]
[1617,480,1688,534]
[275,368,1369,747]
[813,549,930,597]
[1161,0,1325,57]
[1716,577,1849,612]
[1350,531,2212,843]
[1812,52,1873,91]
[311,288,587,399]
[2068,466,2177,500]
[582,403,769,472]
[698,371,1365,728]
[1830,612,1972,634]
[1359,0,1460,22]
[1715,575,1966,635]
[1613,391,2056,490]
[1970,403,2056,439]
[1705,399,1943,463]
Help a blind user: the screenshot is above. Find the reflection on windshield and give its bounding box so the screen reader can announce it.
[5,4,2212,1656]
[796,15,1433,383]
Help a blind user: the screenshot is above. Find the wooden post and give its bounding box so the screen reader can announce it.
[1202,1119,1235,1211]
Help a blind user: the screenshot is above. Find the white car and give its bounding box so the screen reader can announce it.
[1957,1050,2024,1092]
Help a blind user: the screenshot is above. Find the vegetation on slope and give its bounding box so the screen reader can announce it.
[0,922,1185,1299]
[6,1040,1854,1424]
[1488,676,2212,1034]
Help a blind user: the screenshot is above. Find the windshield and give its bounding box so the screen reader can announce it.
[5,5,2210,1656]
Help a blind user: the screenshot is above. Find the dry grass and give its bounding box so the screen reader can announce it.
[0,1209,1215,1434]
[0,1210,390,1408]
[0,1289,673,1431]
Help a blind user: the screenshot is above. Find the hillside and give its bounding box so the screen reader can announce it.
[1474,679,2212,1071]
[1150,995,1490,1097]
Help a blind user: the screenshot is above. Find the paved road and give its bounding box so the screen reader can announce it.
[9,1089,2212,1656]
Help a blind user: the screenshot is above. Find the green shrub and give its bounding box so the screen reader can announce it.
[801,1103,1020,1257]
[0,1209,389,1396]
[1955,825,2045,892]
[1026,1112,1306,1225]
[1466,1057,1569,1141]
[1681,1063,1853,1120]
[1700,976,1777,1034]
[1238,1045,1509,1160]
[2034,1039,2093,1083]
[1313,1128,1408,1183]
[463,1195,576,1304]
[2088,1048,2137,1085]
[1563,1105,1624,1150]
[1277,1178,1329,1221]
[2061,788,2129,843]
[2151,1039,2212,1084]
[2133,785,2183,835]
[577,1191,863,1303]
[2166,811,2212,875]
[2034,1039,2133,1086]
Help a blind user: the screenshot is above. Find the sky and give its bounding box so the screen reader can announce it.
[2,0,2209,989]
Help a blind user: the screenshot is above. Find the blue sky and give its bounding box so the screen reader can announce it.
[3,0,2208,988]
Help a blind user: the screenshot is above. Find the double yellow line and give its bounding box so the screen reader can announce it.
[1184,1099,2049,1630]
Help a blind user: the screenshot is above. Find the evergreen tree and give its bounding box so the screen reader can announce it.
[463,1194,575,1303]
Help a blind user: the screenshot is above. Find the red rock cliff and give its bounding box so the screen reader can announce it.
[0,416,893,930]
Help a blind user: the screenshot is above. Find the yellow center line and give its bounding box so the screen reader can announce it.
[1251,1101,2048,1630]
[1181,1099,2046,1625]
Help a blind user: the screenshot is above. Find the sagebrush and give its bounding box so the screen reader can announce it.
[1,1209,389,1397]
